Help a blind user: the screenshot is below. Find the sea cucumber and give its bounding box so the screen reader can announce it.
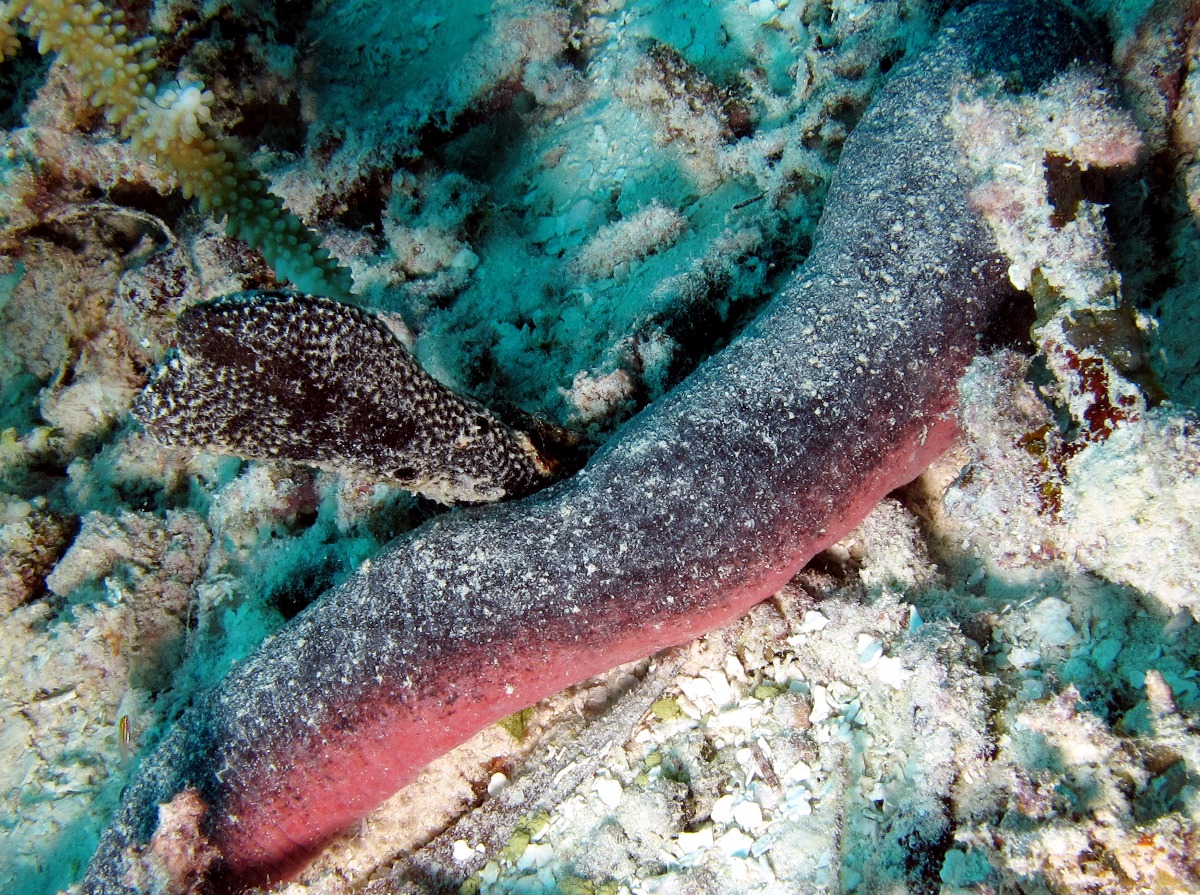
[81,2,1100,891]
[133,292,551,505]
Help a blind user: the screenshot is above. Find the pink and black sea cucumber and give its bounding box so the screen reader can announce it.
[81,1,1101,892]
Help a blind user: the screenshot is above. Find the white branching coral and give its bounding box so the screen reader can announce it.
[140,81,215,152]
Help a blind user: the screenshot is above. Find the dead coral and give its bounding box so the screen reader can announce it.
[572,201,688,281]
[952,63,1163,479]
[959,685,1200,895]
[1064,412,1200,619]
[115,234,201,361]
[141,789,219,895]
[0,210,128,382]
[39,326,143,440]
[616,42,752,187]
[0,507,208,887]
[46,508,210,689]
[0,206,176,460]
[624,42,752,147]
[203,462,320,574]
[0,499,75,613]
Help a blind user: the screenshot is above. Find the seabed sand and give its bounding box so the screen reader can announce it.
[0,1,1198,893]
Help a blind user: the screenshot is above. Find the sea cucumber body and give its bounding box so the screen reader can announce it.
[82,2,1098,891]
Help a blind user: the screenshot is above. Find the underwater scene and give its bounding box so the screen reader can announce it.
[1,1,1199,893]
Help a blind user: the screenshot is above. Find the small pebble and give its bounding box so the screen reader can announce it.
[487,772,509,796]
[594,776,623,809]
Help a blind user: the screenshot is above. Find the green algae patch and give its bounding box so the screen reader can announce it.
[498,810,551,864]
[498,706,534,741]
[753,684,781,700]
[651,696,682,720]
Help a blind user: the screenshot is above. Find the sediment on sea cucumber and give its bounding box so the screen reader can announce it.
[80,2,1101,892]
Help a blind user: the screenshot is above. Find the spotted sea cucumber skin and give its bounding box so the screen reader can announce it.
[82,2,1099,891]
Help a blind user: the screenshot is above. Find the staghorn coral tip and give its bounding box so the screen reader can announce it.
[2,0,355,301]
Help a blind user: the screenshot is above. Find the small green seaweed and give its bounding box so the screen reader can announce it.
[497,706,535,741]
[497,810,550,864]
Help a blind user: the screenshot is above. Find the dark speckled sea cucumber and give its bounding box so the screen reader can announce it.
[134,292,552,505]
[81,2,1100,891]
